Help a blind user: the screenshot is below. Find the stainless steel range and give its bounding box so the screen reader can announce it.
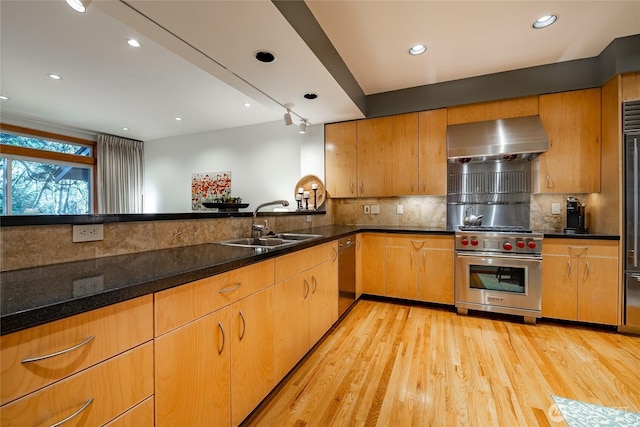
[454,227,543,324]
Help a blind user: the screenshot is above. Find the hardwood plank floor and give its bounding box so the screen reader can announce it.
[244,299,640,427]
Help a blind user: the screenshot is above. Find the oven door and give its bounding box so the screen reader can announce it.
[455,252,542,313]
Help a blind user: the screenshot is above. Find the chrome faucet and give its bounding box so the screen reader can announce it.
[252,200,290,239]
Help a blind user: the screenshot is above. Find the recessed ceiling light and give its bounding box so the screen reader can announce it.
[122,127,129,131]
[0,95,9,100]
[533,15,557,29]
[175,117,182,121]
[255,50,276,63]
[65,0,91,13]
[127,39,141,48]
[304,93,318,100]
[48,73,62,80]
[409,44,427,55]
[243,102,251,107]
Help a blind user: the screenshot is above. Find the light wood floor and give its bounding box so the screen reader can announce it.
[244,299,640,427]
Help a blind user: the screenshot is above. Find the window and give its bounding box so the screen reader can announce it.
[0,125,96,215]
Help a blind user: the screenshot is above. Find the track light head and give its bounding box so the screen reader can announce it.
[299,120,307,134]
[283,110,293,126]
[66,0,92,13]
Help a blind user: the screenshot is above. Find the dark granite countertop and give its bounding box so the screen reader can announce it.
[1,224,619,335]
[0,225,453,335]
[540,231,620,240]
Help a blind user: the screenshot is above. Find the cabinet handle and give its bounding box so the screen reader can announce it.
[312,275,318,294]
[546,174,551,189]
[48,398,94,427]
[422,252,426,271]
[332,246,338,262]
[567,260,572,277]
[411,181,414,192]
[304,279,310,299]
[218,283,242,293]
[22,335,95,364]
[360,182,364,194]
[239,311,246,341]
[350,182,354,194]
[422,180,426,192]
[217,322,225,355]
[584,261,591,281]
[410,252,414,269]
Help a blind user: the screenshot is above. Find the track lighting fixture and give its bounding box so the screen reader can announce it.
[283,109,293,126]
[66,0,92,13]
[299,120,307,134]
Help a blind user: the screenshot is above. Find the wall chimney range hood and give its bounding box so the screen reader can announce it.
[447,115,549,161]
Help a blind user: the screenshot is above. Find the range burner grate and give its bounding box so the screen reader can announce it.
[458,226,532,233]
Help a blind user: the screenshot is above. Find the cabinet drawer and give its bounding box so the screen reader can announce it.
[1,296,153,405]
[0,342,153,426]
[155,259,274,336]
[275,243,335,282]
[104,396,154,427]
[386,234,453,250]
[543,239,618,257]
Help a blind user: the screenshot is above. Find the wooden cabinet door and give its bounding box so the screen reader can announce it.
[231,287,275,426]
[155,308,230,427]
[309,261,334,346]
[446,96,539,125]
[577,256,619,325]
[362,233,386,296]
[357,117,393,197]
[273,274,310,382]
[385,245,418,299]
[418,108,448,195]
[325,122,357,198]
[391,113,419,195]
[541,254,578,320]
[418,245,454,304]
[538,88,601,193]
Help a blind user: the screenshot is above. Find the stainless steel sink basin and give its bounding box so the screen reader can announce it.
[218,233,322,249]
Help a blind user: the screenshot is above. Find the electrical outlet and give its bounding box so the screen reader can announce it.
[396,204,404,215]
[371,205,380,214]
[72,224,104,242]
[306,215,312,223]
[551,203,561,215]
[364,205,371,214]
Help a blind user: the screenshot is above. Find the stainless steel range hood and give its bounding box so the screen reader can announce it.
[447,115,549,160]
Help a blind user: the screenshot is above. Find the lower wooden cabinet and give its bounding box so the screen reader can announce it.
[104,397,154,427]
[155,308,230,427]
[0,342,153,426]
[542,239,619,325]
[362,233,386,296]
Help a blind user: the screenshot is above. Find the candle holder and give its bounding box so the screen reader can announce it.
[295,194,303,211]
[313,188,317,211]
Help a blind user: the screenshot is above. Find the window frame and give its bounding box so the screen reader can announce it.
[0,123,98,214]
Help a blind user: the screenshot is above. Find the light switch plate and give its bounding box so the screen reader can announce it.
[371,205,380,214]
[551,203,561,215]
[364,205,371,214]
[396,204,403,214]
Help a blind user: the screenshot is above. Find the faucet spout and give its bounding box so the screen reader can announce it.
[252,200,290,238]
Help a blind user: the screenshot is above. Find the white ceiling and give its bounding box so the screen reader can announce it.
[1,0,639,142]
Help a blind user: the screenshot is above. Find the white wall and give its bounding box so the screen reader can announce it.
[144,120,325,213]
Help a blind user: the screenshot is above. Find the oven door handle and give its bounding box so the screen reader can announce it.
[455,252,542,262]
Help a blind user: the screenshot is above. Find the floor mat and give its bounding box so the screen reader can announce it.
[551,395,640,426]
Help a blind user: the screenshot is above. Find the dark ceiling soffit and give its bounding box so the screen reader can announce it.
[271,0,366,115]
[367,33,640,119]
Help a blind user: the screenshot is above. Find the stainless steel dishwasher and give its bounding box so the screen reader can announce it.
[338,235,356,317]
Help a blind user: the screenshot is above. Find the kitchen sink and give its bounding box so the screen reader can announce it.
[218,233,322,249]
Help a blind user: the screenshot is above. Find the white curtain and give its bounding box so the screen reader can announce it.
[97,134,144,214]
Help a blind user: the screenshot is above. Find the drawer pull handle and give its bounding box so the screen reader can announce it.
[217,322,225,355]
[567,261,572,277]
[48,398,94,427]
[312,275,318,294]
[584,261,591,280]
[22,336,95,364]
[239,311,246,341]
[304,279,310,299]
[218,283,242,293]
[333,247,338,262]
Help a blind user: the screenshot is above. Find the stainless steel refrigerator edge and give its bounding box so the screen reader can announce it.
[621,100,640,334]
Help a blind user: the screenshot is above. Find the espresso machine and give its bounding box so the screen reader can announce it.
[564,197,587,234]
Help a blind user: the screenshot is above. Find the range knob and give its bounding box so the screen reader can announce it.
[516,241,525,249]
[528,241,537,249]
[471,239,479,246]
[461,238,469,246]
[503,242,513,251]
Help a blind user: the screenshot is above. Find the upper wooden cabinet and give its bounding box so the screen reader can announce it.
[357,117,394,197]
[325,121,357,197]
[536,88,601,193]
[391,113,419,195]
[418,108,448,195]
[447,96,539,124]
